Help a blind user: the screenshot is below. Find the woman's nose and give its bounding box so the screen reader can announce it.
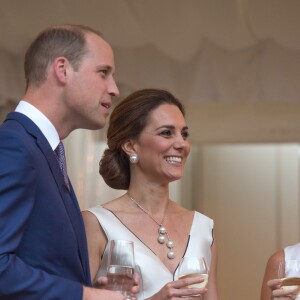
[173,139,186,149]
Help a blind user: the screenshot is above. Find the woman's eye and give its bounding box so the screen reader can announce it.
[182,131,189,139]
[160,130,172,137]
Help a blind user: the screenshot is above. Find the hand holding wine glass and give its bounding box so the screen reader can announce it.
[106,240,135,299]
[134,264,144,299]
[178,256,208,298]
[277,260,300,299]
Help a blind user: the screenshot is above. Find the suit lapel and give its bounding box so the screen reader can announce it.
[5,112,91,285]
[36,137,91,284]
[68,185,91,284]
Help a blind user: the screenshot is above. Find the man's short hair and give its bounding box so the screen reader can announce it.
[24,24,102,89]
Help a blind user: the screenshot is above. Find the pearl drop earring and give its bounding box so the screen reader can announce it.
[129,153,139,164]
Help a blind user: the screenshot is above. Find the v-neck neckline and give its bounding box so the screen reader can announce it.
[101,206,195,276]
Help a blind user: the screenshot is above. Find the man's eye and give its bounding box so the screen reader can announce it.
[99,69,108,77]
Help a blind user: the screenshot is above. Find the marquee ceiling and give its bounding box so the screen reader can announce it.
[1,0,300,56]
[0,0,300,104]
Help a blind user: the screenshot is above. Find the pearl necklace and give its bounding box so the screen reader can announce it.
[128,195,175,259]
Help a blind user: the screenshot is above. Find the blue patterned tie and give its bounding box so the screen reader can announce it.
[55,142,70,190]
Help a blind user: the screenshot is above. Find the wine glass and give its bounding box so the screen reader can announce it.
[178,256,209,292]
[278,260,300,299]
[106,240,135,299]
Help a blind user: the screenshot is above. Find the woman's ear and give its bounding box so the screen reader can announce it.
[121,140,137,157]
[122,140,140,164]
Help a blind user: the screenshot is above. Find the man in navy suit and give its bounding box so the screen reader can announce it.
[0,24,130,299]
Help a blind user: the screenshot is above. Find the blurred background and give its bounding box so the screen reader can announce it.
[1,1,300,299]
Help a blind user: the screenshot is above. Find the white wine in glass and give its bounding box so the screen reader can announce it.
[278,260,300,299]
[178,256,209,289]
[106,240,135,299]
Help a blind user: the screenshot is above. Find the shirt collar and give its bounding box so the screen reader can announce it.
[15,100,60,150]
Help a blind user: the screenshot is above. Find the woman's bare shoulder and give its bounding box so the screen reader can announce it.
[264,249,285,275]
[102,195,133,214]
[170,200,191,212]
[267,250,284,265]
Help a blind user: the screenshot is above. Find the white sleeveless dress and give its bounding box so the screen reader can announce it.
[284,243,300,277]
[87,206,214,299]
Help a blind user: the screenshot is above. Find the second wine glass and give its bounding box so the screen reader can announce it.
[178,256,209,289]
[278,260,300,299]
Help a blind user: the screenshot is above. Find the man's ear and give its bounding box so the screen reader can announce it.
[54,57,69,84]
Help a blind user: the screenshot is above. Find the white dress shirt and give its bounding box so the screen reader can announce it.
[15,100,60,150]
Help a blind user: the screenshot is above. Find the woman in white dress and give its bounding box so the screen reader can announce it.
[82,89,219,299]
[260,243,300,299]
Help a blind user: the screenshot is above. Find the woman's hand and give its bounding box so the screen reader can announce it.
[148,276,207,299]
[267,278,298,299]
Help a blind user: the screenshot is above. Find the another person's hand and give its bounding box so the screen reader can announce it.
[148,276,207,300]
[267,278,298,299]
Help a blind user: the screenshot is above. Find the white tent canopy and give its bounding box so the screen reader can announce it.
[1,0,300,107]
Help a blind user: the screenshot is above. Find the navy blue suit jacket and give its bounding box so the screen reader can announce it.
[0,112,91,299]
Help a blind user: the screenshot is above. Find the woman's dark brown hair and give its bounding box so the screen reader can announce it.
[99,88,185,190]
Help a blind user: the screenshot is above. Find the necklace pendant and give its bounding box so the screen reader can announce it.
[128,195,176,260]
[167,251,175,259]
[159,226,166,234]
[166,240,174,249]
[158,235,165,244]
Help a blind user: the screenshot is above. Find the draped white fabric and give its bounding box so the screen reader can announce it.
[114,39,300,103]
